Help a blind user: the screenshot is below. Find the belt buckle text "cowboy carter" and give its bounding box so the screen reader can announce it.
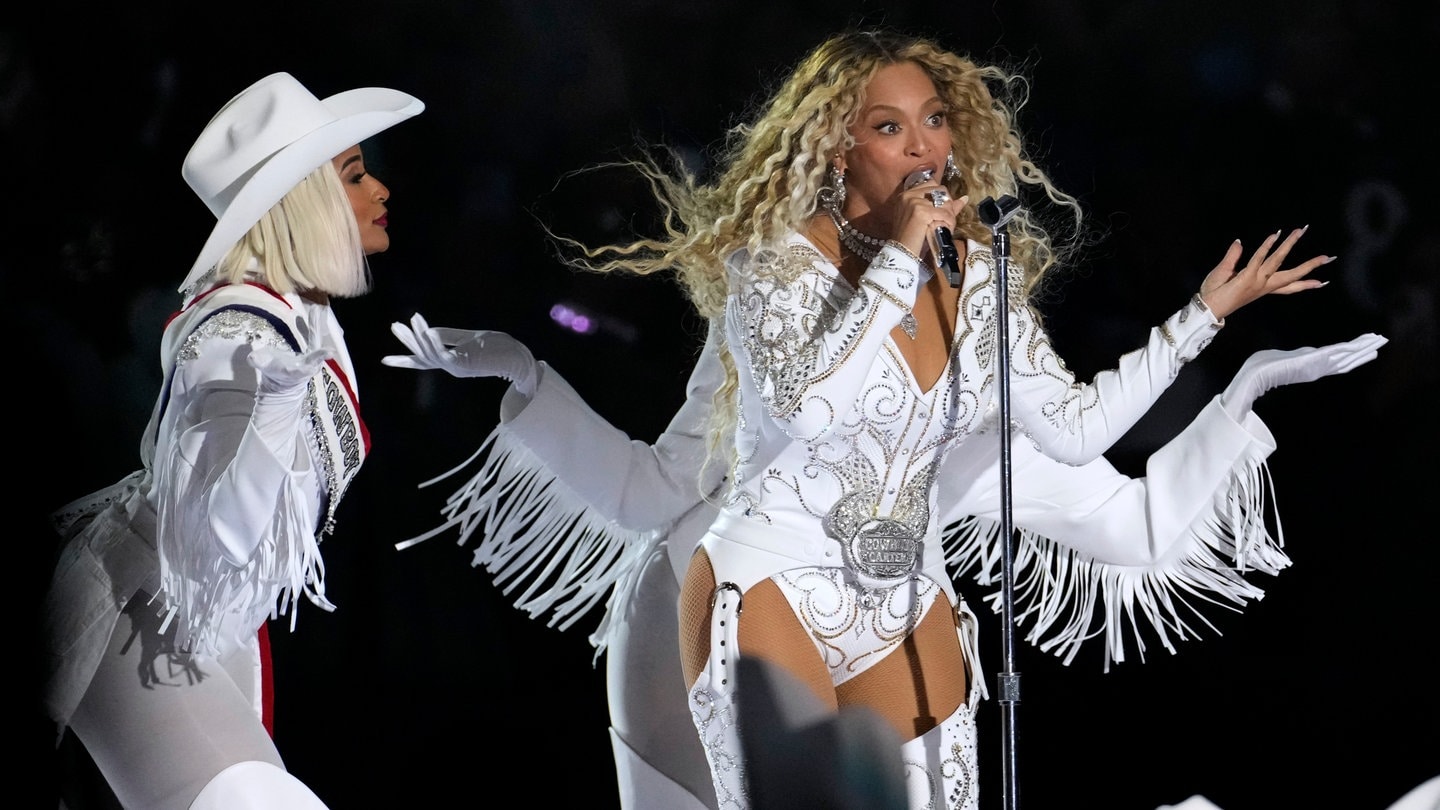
[844,517,920,581]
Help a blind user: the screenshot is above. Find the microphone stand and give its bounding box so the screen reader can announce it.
[977,194,1022,810]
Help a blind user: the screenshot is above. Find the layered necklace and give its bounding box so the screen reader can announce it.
[827,205,885,262]
[824,205,932,339]
[826,205,934,286]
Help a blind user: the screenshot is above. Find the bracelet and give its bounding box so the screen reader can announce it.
[1191,293,1225,328]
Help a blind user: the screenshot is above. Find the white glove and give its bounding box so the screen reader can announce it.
[383,312,539,396]
[248,345,333,436]
[1220,332,1387,419]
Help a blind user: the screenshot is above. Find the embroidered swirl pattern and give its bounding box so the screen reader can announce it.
[726,241,997,539]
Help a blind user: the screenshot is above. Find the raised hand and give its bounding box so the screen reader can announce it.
[383,312,539,395]
[244,345,333,460]
[1220,333,1388,418]
[1199,226,1334,320]
[249,346,332,398]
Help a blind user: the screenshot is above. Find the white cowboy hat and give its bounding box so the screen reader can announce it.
[179,71,424,292]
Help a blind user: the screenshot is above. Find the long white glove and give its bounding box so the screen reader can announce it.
[249,345,332,435]
[383,312,539,396]
[1220,332,1387,419]
[211,344,332,566]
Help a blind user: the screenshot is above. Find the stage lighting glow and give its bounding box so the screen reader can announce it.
[550,303,597,334]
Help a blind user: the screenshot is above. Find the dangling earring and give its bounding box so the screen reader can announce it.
[944,150,960,181]
[820,163,847,212]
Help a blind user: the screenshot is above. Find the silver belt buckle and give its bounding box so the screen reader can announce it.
[845,518,920,582]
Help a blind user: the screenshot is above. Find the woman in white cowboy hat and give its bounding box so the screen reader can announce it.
[41,71,422,809]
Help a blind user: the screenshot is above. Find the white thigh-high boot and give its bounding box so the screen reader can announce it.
[188,761,330,810]
[900,591,985,810]
[688,583,748,809]
[900,702,979,810]
[611,728,713,810]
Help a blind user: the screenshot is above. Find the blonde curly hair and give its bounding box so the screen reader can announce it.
[549,29,1087,497]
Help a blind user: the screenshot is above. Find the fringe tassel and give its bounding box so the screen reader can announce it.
[154,445,329,654]
[943,454,1288,672]
[399,425,658,660]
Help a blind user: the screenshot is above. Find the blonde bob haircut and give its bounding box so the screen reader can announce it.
[213,160,368,298]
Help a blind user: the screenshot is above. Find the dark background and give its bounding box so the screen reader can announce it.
[14,1,1437,808]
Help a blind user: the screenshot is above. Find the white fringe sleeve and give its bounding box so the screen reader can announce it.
[938,395,1288,671]
[399,424,658,659]
[397,356,721,658]
[151,319,328,654]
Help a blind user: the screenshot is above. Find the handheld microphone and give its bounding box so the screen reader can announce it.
[904,169,963,287]
[933,224,962,288]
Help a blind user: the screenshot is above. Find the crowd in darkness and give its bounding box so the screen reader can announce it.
[14,2,1436,807]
